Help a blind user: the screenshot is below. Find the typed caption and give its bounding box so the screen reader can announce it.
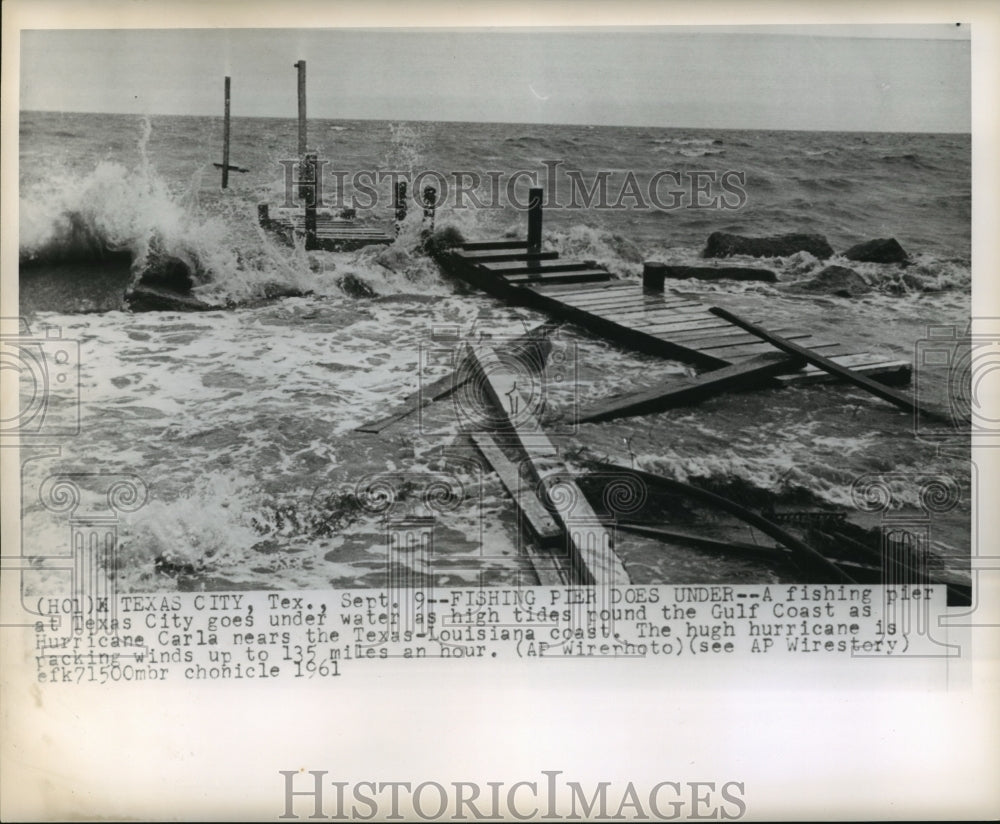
[29,584,955,684]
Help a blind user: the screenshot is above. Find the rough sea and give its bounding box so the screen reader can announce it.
[16,111,972,592]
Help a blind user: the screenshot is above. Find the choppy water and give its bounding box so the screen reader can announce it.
[16,111,972,592]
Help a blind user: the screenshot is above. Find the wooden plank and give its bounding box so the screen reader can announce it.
[668,326,808,346]
[469,344,630,585]
[600,299,705,313]
[694,340,846,362]
[559,292,679,308]
[645,318,738,336]
[462,240,529,251]
[315,233,392,240]
[589,459,856,583]
[709,307,947,420]
[506,271,614,287]
[507,293,732,368]
[528,281,632,298]
[567,297,696,314]
[775,358,913,387]
[455,249,558,263]
[470,434,566,580]
[221,76,230,189]
[615,522,790,559]
[505,271,614,285]
[664,330,761,348]
[578,352,801,422]
[601,304,707,324]
[481,260,598,274]
[696,332,818,351]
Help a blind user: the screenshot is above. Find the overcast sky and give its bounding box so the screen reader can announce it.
[20,26,970,131]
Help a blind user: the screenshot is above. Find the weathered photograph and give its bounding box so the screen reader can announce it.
[15,25,974,600]
[5,6,999,822]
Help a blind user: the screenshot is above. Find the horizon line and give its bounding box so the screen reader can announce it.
[18,108,974,137]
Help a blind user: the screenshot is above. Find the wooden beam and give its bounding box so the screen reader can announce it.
[471,433,562,544]
[614,522,790,559]
[579,351,801,422]
[456,250,559,264]
[470,434,566,586]
[461,240,530,251]
[587,459,857,583]
[505,271,613,286]
[304,154,317,250]
[528,281,632,298]
[643,261,668,293]
[221,76,231,189]
[468,343,630,585]
[481,260,600,274]
[527,187,543,254]
[709,307,946,420]
[295,60,307,156]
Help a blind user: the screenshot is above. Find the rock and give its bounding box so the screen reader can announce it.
[609,234,644,263]
[260,283,310,300]
[422,226,466,256]
[703,231,834,260]
[19,258,133,313]
[785,265,871,298]
[843,238,910,264]
[885,272,925,295]
[662,265,777,283]
[126,239,219,311]
[137,237,209,292]
[337,272,377,298]
[125,285,217,312]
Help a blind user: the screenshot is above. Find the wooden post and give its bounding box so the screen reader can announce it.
[221,76,231,189]
[304,153,317,250]
[643,261,667,293]
[422,186,437,232]
[295,60,307,157]
[527,187,543,254]
[394,181,407,235]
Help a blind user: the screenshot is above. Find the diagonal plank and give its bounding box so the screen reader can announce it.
[470,433,567,586]
[578,352,802,422]
[709,307,948,419]
[468,344,630,585]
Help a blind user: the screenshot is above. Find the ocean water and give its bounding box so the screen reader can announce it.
[16,111,972,592]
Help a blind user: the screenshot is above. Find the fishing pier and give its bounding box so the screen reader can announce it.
[434,188,913,416]
[212,62,958,596]
[256,59,395,251]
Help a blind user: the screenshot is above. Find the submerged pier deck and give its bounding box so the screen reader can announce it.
[440,238,912,387]
[258,204,395,252]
